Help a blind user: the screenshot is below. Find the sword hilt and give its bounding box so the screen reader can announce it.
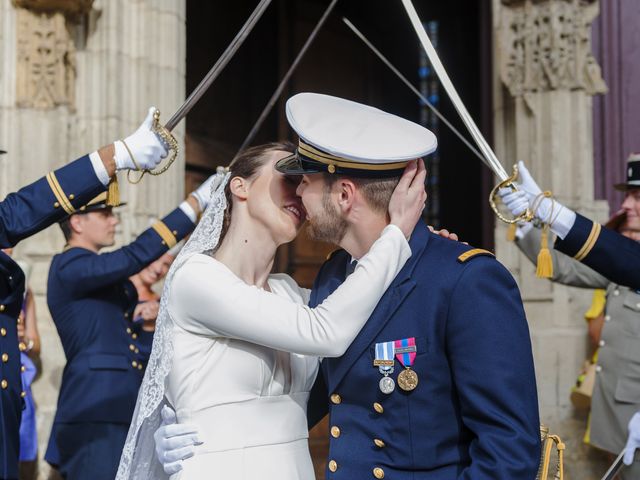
[127,110,179,185]
[489,163,534,225]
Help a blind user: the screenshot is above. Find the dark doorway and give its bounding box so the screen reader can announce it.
[185,1,492,476]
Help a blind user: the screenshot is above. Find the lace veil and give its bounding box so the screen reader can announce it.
[116,167,231,480]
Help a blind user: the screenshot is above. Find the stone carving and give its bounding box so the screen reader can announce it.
[500,0,607,96]
[13,0,92,110]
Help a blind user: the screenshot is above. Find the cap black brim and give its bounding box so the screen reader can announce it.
[275,153,324,175]
[614,183,640,192]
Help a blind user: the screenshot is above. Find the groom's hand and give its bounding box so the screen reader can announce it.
[154,405,202,474]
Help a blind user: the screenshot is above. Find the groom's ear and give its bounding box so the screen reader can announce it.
[229,176,249,201]
[337,178,357,213]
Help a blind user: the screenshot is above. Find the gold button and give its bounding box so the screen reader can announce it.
[330,393,342,404]
[124,312,129,318]
[1,380,7,389]
[0,305,5,312]
[373,467,385,479]
[0,328,6,337]
[374,438,386,448]
[172,230,178,235]
[328,460,338,472]
[132,333,138,340]
[69,194,75,200]
[18,342,26,352]
[132,361,138,368]
[137,364,143,370]
[54,202,60,208]
[330,426,341,438]
[134,348,139,354]
[126,328,132,334]
[161,241,166,246]
[20,391,26,398]
[20,365,25,373]
[129,344,135,351]
[373,402,384,414]
[1,354,8,363]
[328,164,336,174]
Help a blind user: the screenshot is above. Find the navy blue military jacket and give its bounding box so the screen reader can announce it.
[47,207,195,426]
[308,221,541,480]
[555,213,640,290]
[0,155,104,479]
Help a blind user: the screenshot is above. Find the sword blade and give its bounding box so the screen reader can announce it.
[164,0,273,131]
[238,0,339,153]
[400,0,509,182]
[601,450,626,480]
[342,17,486,167]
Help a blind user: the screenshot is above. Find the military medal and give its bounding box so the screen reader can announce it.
[374,341,395,394]
[394,337,418,391]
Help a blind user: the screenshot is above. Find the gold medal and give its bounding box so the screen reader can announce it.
[397,368,419,391]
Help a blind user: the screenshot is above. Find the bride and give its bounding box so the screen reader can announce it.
[116,141,426,479]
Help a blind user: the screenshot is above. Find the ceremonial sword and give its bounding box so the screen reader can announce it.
[399,0,531,224]
[601,450,626,480]
[342,17,485,166]
[238,0,339,153]
[143,0,273,178]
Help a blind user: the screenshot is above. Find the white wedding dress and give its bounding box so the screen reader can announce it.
[164,224,410,479]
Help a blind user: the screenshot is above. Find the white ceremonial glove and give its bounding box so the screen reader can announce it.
[190,173,222,212]
[154,405,201,475]
[114,107,168,171]
[498,161,576,239]
[624,411,640,465]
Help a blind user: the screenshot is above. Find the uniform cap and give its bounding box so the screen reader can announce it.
[614,153,640,191]
[276,93,437,177]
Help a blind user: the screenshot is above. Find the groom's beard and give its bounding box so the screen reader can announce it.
[307,190,348,244]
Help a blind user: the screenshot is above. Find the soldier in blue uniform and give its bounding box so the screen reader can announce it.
[155,93,542,479]
[0,106,169,480]
[44,167,219,479]
[500,160,640,290]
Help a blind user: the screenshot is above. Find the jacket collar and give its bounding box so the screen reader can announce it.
[324,220,431,392]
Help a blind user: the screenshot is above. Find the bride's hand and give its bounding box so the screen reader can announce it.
[389,159,427,239]
[154,405,201,474]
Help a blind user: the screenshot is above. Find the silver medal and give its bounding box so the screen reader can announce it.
[379,375,395,394]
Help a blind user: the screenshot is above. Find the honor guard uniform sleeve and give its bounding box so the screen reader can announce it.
[446,254,541,479]
[55,206,196,296]
[554,213,640,290]
[517,227,610,289]
[0,155,106,248]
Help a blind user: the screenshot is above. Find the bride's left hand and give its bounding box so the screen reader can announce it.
[154,405,202,474]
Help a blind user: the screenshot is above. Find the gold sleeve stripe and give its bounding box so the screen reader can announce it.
[298,141,408,171]
[46,172,75,215]
[457,248,494,263]
[574,222,601,261]
[151,221,177,248]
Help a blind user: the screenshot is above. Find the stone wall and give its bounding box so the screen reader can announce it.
[0,0,185,476]
[493,0,611,477]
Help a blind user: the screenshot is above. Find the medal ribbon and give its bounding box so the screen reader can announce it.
[394,337,416,368]
[375,341,395,374]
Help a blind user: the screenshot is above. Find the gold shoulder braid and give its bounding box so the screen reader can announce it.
[537,425,565,480]
[457,249,494,263]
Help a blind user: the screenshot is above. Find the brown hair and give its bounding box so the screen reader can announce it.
[322,174,401,215]
[219,141,296,242]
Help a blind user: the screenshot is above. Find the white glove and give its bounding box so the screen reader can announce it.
[154,405,201,475]
[190,173,223,212]
[624,412,640,465]
[114,107,168,171]
[498,161,576,239]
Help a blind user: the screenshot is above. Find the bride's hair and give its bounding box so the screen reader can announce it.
[220,141,296,242]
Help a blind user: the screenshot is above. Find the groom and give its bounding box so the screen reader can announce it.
[157,93,541,478]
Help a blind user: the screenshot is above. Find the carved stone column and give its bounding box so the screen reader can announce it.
[493,0,609,477]
[0,1,186,473]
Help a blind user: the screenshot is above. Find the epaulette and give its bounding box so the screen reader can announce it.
[457,248,495,263]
